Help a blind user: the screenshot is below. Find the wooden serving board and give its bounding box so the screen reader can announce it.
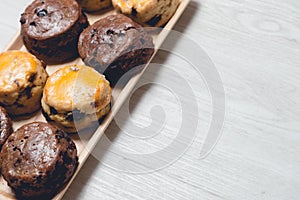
[0,0,190,199]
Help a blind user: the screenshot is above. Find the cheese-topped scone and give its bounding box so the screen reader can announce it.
[0,50,48,117]
[42,65,112,133]
[112,0,180,26]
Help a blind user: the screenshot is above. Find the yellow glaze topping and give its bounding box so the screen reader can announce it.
[44,65,112,112]
[0,51,38,93]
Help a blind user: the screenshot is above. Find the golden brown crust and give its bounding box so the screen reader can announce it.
[42,65,112,132]
[112,0,180,26]
[43,65,111,112]
[0,51,48,116]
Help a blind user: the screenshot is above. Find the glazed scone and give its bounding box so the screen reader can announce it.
[78,14,154,85]
[112,0,180,26]
[42,65,112,133]
[76,0,112,12]
[20,0,89,64]
[0,122,78,198]
[0,51,48,117]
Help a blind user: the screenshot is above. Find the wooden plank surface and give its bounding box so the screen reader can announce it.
[0,0,190,199]
[0,0,300,200]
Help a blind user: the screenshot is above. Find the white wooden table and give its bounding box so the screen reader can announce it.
[1,0,300,199]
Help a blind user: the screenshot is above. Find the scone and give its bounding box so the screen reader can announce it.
[0,106,13,150]
[0,122,78,198]
[76,0,112,12]
[20,0,89,64]
[0,51,48,117]
[112,0,180,26]
[78,14,154,85]
[42,65,112,133]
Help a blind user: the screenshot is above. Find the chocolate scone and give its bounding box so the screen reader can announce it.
[0,122,78,198]
[20,0,89,64]
[78,14,154,85]
[0,106,13,151]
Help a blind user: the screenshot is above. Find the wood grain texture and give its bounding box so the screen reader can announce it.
[0,0,300,200]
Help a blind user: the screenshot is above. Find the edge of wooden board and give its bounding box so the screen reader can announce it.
[1,0,191,199]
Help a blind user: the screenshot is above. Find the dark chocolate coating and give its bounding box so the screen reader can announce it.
[20,0,89,64]
[78,14,154,85]
[0,106,13,150]
[0,122,78,198]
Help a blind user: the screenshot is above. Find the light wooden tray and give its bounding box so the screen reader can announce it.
[0,0,190,199]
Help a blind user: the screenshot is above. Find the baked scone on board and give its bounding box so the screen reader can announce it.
[112,0,180,26]
[76,0,112,12]
[78,14,154,85]
[0,50,48,117]
[20,0,89,64]
[0,106,13,151]
[0,122,78,199]
[42,65,112,133]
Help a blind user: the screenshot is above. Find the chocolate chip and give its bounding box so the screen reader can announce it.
[55,134,63,143]
[50,106,58,114]
[37,9,48,17]
[146,15,162,26]
[28,73,36,83]
[90,28,97,38]
[106,29,115,35]
[20,16,26,24]
[132,7,137,17]
[24,87,33,99]
[29,21,36,26]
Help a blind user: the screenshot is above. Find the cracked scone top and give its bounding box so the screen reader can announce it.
[78,14,154,84]
[42,65,112,133]
[112,0,180,26]
[0,50,48,117]
[0,122,78,198]
[20,0,89,64]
